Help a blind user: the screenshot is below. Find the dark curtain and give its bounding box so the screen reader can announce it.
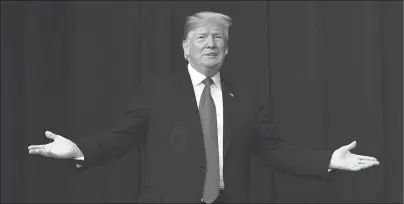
[1,1,402,203]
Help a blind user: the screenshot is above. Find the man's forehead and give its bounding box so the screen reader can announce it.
[192,23,225,34]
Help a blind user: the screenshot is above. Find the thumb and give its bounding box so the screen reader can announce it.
[45,131,59,140]
[344,141,357,151]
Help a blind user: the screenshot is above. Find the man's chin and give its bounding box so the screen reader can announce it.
[202,62,221,69]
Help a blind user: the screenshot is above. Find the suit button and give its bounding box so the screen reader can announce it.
[199,166,205,171]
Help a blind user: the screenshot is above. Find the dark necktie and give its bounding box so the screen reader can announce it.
[199,77,220,203]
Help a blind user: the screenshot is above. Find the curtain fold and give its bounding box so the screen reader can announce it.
[1,1,402,203]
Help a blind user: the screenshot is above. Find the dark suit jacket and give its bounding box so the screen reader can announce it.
[75,68,334,203]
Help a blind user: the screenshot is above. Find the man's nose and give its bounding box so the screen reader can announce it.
[206,36,216,47]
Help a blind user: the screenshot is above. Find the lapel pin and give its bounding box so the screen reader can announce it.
[229,92,234,97]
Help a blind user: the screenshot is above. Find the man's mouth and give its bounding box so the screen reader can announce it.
[205,53,218,56]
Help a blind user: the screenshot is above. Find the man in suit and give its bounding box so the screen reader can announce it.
[28,11,379,203]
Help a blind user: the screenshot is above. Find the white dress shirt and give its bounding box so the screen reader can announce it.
[187,63,225,189]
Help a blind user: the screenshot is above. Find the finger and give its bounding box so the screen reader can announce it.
[358,162,377,170]
[28,145,46,150]
[29,149,50,157]
[345,141,357,151]
[357,155,378,161]
[45,131,59,140]
[359,160,380,166]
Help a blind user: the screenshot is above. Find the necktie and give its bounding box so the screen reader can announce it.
[199,77,220,203]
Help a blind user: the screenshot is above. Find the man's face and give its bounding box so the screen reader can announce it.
[183,22,228,75]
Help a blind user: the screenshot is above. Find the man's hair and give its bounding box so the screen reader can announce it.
[183,11,232,42]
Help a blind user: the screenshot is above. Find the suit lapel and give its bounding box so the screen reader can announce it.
[172,70,205,159]
[221,76,237,160]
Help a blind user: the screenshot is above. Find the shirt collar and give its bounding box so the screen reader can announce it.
[187,63,221,88]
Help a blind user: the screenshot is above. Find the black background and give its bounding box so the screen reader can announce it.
[1,1,402,203]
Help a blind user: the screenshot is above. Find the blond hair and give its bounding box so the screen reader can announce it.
[183,11,232,42]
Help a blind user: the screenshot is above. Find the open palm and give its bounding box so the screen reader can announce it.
[28,131,83,159]
[329,141,379,171]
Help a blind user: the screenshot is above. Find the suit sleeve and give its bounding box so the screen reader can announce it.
[252,102,334,180]
[73,83,150,171]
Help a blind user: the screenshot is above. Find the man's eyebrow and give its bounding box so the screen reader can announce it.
[195,32,207,35]
[195,31,223,36]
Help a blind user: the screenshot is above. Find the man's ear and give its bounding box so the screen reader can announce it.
[182,40,190,60]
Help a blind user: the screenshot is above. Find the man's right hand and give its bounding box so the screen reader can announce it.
[28,131,84,159]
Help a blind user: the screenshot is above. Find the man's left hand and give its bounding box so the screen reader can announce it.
[329,141,380,171]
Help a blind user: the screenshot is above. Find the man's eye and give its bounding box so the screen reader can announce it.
[197,36,205,39]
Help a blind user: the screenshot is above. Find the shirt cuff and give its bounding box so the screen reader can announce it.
[74,156,84,168]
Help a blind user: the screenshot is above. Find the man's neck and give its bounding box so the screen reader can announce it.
[188,63,222,89]
[189,62,220,78]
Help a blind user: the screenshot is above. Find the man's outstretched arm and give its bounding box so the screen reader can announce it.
[28,83,150,169]
[252,103,379,179]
